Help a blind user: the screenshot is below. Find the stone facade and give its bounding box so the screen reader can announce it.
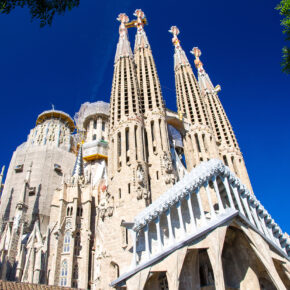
[0,9,289,290]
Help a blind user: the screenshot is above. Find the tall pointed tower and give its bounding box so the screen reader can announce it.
[47,145,93,289]
[133,9,176,200]
[169,27,218,170]
[191,47,252,190]
[108,13,149,206]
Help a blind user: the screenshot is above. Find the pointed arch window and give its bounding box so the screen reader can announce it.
[60,260,68,286]
[63,231,71,253]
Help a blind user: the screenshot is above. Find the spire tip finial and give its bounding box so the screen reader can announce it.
[191,46,204,71]
[169,26,181,48]
[117,13,129,24]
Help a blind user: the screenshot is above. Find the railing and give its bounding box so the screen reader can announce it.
[111,159,289,287]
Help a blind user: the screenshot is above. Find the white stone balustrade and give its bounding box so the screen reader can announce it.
[112,159,290,287]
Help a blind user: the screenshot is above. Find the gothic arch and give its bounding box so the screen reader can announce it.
[222,226,277,290]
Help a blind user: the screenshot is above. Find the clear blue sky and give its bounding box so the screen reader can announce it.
[0,1,289,232]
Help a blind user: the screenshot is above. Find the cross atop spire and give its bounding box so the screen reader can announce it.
[191,47,204,72]
[169,26,189,70]
[134,9,145,30]
[133,9,150,50]
[169,26,181,49]
[190,46,218,93]
[115,13,133,63]
[117,13,129,37]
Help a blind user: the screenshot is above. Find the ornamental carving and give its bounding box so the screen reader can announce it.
[136,186,150,201]
[162,152,173,173]
[98,186,114,220]
[136,165,145,185]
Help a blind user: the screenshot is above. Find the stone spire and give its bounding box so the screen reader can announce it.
[133,10,176,200]
[114,13,133,63]
[169,26,190,70]
[72,145,84,177]
[191,47,217,93]
[191,47,252,190]
[133,9,150,50]
[170,27,219,170]
[108,13,149,206]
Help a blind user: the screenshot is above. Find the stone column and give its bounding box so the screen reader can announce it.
[144,225,150,260]
[166,209,174,243]
[222,177,235,209]
[186,193,196,232]
[155,217,163,252]
[176,201,185,234]
[196,188,206,224]
[205,181,216,219]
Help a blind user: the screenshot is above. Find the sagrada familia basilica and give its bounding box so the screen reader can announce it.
[0,9,289,290]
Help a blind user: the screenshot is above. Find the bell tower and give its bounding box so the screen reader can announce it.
[169,27,219,170]
[191,47,252,190]
[108,13,149,208]
[133,9,176,201]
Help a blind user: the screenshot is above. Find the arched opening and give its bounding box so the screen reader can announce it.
[109,261,119,282]
[179,249,214,289]
[272,258,290,289]
[144,271,169,290]
[222,227,277,289]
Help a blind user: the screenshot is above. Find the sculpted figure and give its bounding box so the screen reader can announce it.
[136,165,145,185]
[163,152,173,173]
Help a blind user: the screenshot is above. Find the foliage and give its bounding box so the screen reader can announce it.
[276,0,290,74]
[0,0,80,27]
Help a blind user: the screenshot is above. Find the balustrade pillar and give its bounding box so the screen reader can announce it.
[177,201,185,234]
[240,194,255,225]
[231,185,245,216]
[155,217,163,252]
[212,177,225,213]
[204,181,216,219]
[257,211,274,242]
[131,230,137,268]
[144,225,150,260]
[186,194,197,232]
[196,188,206,224]
[166,209,174,243]
[250,202,264,233]
[222,177,235,209]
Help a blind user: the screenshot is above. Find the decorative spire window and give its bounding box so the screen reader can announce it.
[63,231,71,253]
[60,260,68,286]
